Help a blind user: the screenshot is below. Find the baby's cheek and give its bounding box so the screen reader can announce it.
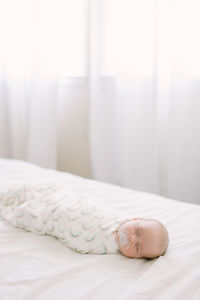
[125,246,134,257]
[120,244,133,257]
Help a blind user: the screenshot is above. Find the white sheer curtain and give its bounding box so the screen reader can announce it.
[89,0,200,204]
[0,0,87,169]
[0,0,200,203]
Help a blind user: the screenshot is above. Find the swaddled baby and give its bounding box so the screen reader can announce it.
[0,184,169,258]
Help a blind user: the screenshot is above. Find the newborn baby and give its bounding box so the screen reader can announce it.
[115,218,169,258]
[0,184,169,258]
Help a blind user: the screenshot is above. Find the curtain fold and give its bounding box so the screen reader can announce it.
[89,0,200,204]
[0,0,59,168]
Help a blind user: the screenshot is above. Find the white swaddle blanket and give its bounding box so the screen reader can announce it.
[0,184,127,254]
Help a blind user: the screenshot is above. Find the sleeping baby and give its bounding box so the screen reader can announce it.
[0,184,169,258]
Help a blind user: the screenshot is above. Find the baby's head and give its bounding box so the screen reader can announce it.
[115,218,169,259]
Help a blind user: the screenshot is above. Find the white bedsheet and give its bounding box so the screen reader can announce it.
[0,158,200,300]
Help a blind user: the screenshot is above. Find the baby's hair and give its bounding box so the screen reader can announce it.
[142,218,169,258]
[152,219,169,257]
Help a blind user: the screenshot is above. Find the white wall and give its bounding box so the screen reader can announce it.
[57,81,91,179]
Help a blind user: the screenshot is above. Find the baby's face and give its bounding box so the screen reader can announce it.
[115,218,167,258]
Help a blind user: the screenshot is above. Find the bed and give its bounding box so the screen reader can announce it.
[0,158,200,300]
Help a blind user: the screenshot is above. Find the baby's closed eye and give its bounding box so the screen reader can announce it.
[136,223,142,236]
[135,243,142,255]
